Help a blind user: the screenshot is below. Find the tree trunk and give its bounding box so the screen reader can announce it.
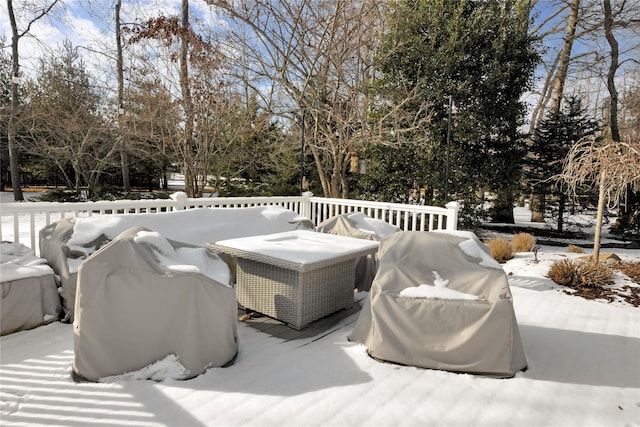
[7,0,60,200]
[310,145,330,197]
[592,168,606,264]
[115,0,131,192]
[531,0,579,222]
[529,51,560,134]
[603,0,621,143]
[329,152,345,198]
[602,0,637,236]
[7,0,24,201]
[549,0,580,114]
[530,192,545,222]
[491,189,515,223]
[614,184,640,233]
[179,0,197,197]
[557,194,565,233]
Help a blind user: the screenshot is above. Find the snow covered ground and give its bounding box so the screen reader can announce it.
[1,199,639,426]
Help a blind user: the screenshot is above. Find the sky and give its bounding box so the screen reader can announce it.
[1,1,572,86]
[0,0,220,83]
[1,208,639,426]
[1,1,637,125]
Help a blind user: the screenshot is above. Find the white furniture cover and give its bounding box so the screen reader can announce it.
[1,242,61,335]
[350,231,527,378]
[72,227,237,381]
[316,212,399,290]
[40,206,312,320]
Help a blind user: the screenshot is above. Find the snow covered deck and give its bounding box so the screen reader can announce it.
[1,264,639,427]
[1,194,638,426]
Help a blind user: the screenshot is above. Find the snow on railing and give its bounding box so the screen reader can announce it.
[0,191,459,253]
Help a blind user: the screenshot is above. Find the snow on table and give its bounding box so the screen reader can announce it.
[210,230,379,270]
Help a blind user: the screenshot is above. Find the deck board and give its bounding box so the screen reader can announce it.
[237,302,362,341]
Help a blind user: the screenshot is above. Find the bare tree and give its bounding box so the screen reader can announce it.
[561,137,639,263]
[177,0,199,196]
[21,42,120,193]
[529,0,619,127]
[550,0,581,116]
[122,74,180,191]
[115,0,131,192]
[529,0,583,221]
[127,0,247,197]
[208,0,429,198]
[6,0,61,201]
[528,0,603,132]
[602,0,640,231]
[558,0,639,262]
[528,0,640,225]
[603,0,622,142]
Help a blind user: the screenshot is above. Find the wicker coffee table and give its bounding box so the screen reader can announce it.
[208,230,379,330]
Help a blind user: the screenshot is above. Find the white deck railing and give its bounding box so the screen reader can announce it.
[1,192,459,254]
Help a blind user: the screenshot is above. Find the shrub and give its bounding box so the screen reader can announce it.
[547,259,577,286]
[30,187,171,202]
[566,244,584,253]
[32,188,83,202]
[578,262,614,288]
[88,185,170,201]
[615,261,640,284]
[486,238,514,263]
[511,232,536,252]
[456,200,491,230]
[548,259,614,288]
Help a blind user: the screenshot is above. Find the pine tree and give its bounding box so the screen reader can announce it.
[527,96,601,232]
[373,0,539,221]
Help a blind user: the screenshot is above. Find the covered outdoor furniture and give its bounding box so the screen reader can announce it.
[1,242,62,335]
[209,230,379,329]
[38,218,78,322]
[316,212,399,291]
[73,227,237,381]
[350,231,527,378]
[40,206,312,320]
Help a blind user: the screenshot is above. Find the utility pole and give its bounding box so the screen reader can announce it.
[300,108,305,193]
[445,95,453,202]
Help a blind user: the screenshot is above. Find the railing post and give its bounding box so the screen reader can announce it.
[300,191,313,221]
[170,192,188,211]
[445,201,460,231]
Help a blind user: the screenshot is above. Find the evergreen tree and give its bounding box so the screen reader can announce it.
[528,96,601,231]
[355,144,426,203]
[372,0,539,221]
